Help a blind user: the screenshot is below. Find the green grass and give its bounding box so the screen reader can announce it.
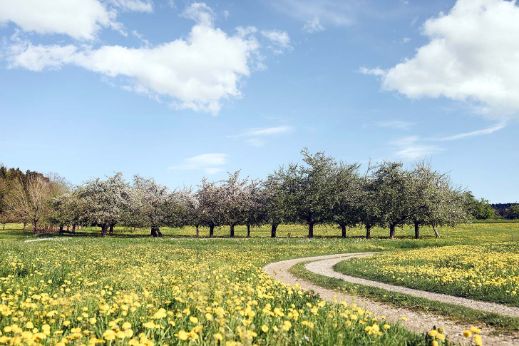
[1,222,519,343]
[290,262,519,334]
[334,242,519,307]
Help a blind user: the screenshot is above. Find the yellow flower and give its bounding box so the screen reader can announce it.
[177,330,189,341]
[282,320,292,332]
[213,333,223,341]
[103,330,116,341]
[189,316,199,324]
[470,326,481,334]
[152,308,167,319]
[473,334,483,346]
[261,325,269,333]
[463,330,472,338]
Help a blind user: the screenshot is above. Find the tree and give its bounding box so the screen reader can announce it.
[176,189,202,236]
[264,171,290,238]
[243,179,266,238]
[196,179,224,237]
[76,173,129,236]
[464,193,496,220]
[287,150,337,238]
[428,188,469,238]
[221,172,248,238]
[357,171,382,239]
[371,162,412,239]
[505,205,519,220]
[408,163,467,239]
[127,176,173,237]
[7,174,53,232]
[51,191,83,233]
[331,163,362,238]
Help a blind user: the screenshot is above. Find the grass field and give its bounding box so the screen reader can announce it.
[1,222,518,345]
[335,243,519,307]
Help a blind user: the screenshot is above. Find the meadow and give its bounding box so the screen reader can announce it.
[335,243,519,307]
[0,222,518,345]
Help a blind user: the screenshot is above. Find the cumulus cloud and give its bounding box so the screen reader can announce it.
[169,153,227,174]
[0,0,115,40]
[371,0,519,119]
[8,5,260,114]
[229,126,293,147]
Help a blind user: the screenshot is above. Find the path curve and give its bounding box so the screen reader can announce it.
[264,253,519,346]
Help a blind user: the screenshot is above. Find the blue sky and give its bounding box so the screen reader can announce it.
[0,0,518,202]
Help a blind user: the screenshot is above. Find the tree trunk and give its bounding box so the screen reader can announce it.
[23,222,27,231]
[230,224,235,238]
[414,221,420,239]
[209,225,214,238]
[433,226,440,238]
[195,225,199,237]
[72,224,76,233]
[366,224,372,239]
[340,224,347,238]
[59,225,64,233]
[109,224,114,235]
[101,224,108,237]
[32,220,38,233]
[308,222,314,238]
[246,224,251,238]
[151,225,163,237]
[389,224,396,239]
[271,224,277,238]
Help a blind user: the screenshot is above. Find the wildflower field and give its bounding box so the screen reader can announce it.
[0,222,518,345]
[336,243,519,306]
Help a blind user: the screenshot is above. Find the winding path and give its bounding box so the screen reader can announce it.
[264,253,519,346]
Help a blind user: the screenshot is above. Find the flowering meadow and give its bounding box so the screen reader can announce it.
[1,222,518,345]
[0,234,423,345]
[336,243,519,306]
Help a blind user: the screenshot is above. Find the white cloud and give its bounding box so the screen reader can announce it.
[181,2,214,26]
[271,0,354,32]
[109,0,153,13]
[375,0,519,119]
[8,6,260,114]
[0,0,115,40]
[359,66,385,77]
[261,30,291,51]
[229,125,293,147]
[433,122,506,141]
[303,18,324,33]
[8,44,78,71]
[170,153,227,175]
[392,136,442,161]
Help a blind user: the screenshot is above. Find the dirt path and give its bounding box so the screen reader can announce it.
[264,253,519,346]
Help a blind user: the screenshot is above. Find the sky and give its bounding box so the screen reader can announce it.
[0,0,518,203]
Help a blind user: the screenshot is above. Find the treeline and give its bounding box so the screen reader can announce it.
[1,150,473,239]
[491,203,519,220]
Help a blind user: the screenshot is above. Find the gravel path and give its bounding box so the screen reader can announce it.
[24,237,70,243]
[264,253,519,346]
